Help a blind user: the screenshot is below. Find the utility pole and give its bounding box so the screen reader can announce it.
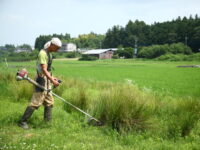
[99,41,102,49]
[133,38,138,58]
[185,36,188,46]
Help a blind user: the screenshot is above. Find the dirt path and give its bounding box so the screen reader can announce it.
[54,58,79,61]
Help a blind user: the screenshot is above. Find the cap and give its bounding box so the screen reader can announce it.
[51,37,62,47]
[44,41,51,49]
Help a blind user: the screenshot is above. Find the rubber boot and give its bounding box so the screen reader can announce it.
[44,106,52,122]
[18,106,35,129]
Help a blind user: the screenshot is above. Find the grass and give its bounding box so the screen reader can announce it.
[1,94,200,149]
[0,59,200,149]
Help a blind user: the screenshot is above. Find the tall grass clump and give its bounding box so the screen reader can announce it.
[90,83,156,133]
[0,71,33,101]
[61,79,89,113]
[162,98,200,138]
[59,77,200,137]
[11,81,33,101]
[60,78,157,132]
[0,72,13,98]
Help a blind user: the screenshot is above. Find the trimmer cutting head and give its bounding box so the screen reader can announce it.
[87,117,103,126]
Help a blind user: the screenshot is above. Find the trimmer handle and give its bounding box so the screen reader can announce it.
[58,80,62,83]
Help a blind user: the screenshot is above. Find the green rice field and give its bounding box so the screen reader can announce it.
[4,59,200,96]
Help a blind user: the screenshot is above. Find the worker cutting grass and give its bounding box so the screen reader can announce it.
[17,38,102,129]
[18,37,62,129]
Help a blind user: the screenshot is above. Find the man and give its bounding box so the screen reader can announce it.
[18,37,62,129]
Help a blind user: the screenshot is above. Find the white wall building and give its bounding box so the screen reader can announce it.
[60,43,77,52]
[14,48,32,53]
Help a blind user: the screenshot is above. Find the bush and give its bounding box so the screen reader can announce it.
[53,52,80,59]
[155,53,200,61]
[169,43,192,54]
[52,52,65,58]
[183,53,200,61]
[65,52,77,58]
[112,55,119,59]
[114,47,133,58]
[79,55,98,61]
[138,43,192,59]
[155,53,185,61]
[138,44,169,58]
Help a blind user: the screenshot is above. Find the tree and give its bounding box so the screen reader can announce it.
[103,26,124,48]
[5,44,15,52]
[34,33,71,50]
[34,35,51,50]
[125,20,149,47]
[76,32,105,49]
[17,44,32,50]
[190,26,200,52]
[168,32,178,44]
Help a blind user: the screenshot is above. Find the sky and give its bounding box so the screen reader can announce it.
[0,0,200,46]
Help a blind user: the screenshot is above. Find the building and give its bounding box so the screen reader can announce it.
[14,48,32,53]
[59,43,77,52]
[83,48,117,59]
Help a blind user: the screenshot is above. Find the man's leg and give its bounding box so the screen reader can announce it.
[18,106,35,129]
[43,92,54,122]
[18,92,44,129]
[44,105,53,122]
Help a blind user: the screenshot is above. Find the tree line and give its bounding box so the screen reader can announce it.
[34,32,105,50]
[0,44,37,62]
[34,15,200,53]
[103,15,200,53]
[0,44,32,52]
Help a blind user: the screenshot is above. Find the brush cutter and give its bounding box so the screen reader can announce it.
[16,69,102,126]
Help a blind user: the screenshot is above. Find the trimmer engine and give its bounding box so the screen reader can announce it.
[16,69,28,81]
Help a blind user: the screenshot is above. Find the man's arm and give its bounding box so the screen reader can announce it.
[41,64,59,87]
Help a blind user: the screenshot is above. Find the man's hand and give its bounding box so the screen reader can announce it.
[52,78,60,87]
[41,64,60,87]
